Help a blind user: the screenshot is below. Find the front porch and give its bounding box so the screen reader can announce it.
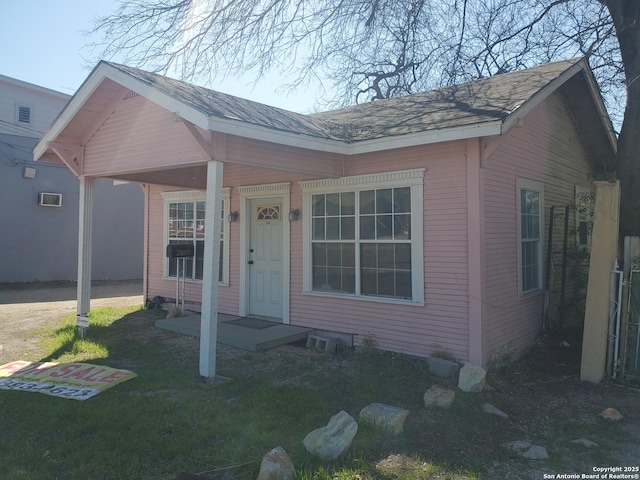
[155,313,313,352]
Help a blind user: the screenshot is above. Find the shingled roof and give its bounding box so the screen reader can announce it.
[107,58,583,143]
[312,59,582,141]
[36,57,616,165]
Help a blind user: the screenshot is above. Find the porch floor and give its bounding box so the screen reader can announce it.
[154,313,313,352]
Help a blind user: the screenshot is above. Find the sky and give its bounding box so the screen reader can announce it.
[0,0,320,113]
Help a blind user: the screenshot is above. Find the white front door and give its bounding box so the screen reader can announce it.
[248,198,283,319]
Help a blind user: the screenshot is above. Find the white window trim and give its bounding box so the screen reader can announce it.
[161,188,230,285]
[237,182,291,323]
[300,169,424,306]
[516,178,544,297]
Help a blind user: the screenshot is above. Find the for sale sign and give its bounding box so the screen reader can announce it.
[0,361,136,401]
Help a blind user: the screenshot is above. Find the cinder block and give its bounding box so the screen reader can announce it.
[426,356,460,378]
[306,334,337,353]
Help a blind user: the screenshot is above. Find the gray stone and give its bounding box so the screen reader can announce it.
[482,403,508,418]
[426,356,460,378]
[522,445,549,459]
[423,385,456,409]
[359,403,409,435]
[572,438,598,448]
[256,446,296,480]
[303,411,358,460]
[458,363,486,392]
[504,441,548,459]
[504,440,532,453]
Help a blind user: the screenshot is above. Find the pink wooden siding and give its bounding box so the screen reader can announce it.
[483,90,593,361]
[292,142,471,360]
[144,141,472,361]
[84,96,205,176]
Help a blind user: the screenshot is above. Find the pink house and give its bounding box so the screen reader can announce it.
[34,58,616,377]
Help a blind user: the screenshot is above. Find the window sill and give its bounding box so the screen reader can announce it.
[302,290,424,307]
[163,277,229,287]
[518,288,543,300]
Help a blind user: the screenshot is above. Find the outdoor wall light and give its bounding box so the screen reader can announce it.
[227,211,239,223]
[288,209,300,221]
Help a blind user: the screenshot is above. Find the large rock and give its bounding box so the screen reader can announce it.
[458,363,486,392]
[504,441,549,459]
[359,403,409,435]
[303,411,358,460]
[256,446,296,480]
[423,385,455,409]
[522,445,549,460]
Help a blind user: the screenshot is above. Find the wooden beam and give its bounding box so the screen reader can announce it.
[47,141,83,176]
[182,120,214,160]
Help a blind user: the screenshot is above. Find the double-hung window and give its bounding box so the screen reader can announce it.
[301,169,424,304]
[162,189,230,284]
[517,178,544,295]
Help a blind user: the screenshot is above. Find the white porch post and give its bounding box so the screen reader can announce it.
[200,160,224,378]
[77,176,94,336]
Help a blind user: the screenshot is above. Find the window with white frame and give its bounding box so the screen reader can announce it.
[301,169,424,303]
[162,189,230,284]
[517,178,544,295]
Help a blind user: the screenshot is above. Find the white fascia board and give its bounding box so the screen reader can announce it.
[104,67,211,130]
[206,116,348,154]
[345,122,503,155]
[502,61,584,134]
[208,116,503,155]
[34,63,114,160]
[579,61,618,155]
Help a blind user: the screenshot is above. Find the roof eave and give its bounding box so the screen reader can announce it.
[344,122,504,155]
[501,59,585,134]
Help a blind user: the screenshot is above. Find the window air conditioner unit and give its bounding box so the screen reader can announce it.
[39,192,62,207]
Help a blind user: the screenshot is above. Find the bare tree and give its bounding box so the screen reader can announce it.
[88,0,639,236]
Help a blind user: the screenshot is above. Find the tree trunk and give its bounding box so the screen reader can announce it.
[607,0,640,238]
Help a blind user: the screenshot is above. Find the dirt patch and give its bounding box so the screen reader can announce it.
[0,280,143,363]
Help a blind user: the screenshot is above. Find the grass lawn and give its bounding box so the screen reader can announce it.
[1,306,638,479]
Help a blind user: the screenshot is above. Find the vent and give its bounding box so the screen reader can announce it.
[39,192,62,207]
[17,105,31,124]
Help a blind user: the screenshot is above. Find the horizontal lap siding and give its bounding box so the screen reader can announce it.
[143,135,472,360]
[483,91,592,360]
[292,142,471,360]
[146,166,313,314]
[84,96,205,175]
